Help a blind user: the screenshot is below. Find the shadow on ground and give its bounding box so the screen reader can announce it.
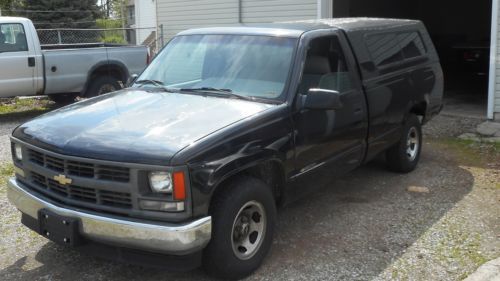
[0,143,474,280]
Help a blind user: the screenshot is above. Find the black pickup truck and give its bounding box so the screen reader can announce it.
[8,18,443,279]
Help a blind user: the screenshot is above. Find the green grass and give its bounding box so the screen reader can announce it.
[0,97,53,117]
[0,163,14,194]
[442,138,500,151]
[435,138,500,166]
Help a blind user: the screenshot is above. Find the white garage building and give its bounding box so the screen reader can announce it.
[153,0,500,120]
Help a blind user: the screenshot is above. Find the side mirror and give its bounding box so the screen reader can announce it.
[127,74,139,87]
[302,88,342,110]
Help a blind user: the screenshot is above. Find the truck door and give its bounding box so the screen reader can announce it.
[0,22,36,98]
[291,32,368,183]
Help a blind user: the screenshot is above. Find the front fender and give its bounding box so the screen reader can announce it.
[178,105,294,217]
[189,141,290,217]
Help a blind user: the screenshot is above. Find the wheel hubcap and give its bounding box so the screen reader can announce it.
[97,84,116,95]
[406,127,419,161]
[231,201,266,260]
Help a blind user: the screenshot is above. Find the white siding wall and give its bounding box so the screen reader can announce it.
[135,0,157,44]
[496,7,500,118]
[491,0,500,119]
[157,0,239,40]
[156,0,318,40]
[241,0,317,23]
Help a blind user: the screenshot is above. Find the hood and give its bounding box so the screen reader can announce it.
[13,89,275,165]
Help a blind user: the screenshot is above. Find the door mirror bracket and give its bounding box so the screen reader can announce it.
[127,74,139,87]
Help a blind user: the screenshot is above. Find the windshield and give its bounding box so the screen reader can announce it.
[135,34,297,101]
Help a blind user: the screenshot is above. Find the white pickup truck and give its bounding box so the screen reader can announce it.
[0,17,149,102]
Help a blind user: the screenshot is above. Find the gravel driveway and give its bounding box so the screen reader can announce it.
[0,114,48,164]
[0,109,498,281]
[0,117,23,164]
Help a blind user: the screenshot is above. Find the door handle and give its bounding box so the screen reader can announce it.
[353,102,363,115]
[28,57,35,67]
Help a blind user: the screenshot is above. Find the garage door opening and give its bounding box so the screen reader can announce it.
[332,0,492,118]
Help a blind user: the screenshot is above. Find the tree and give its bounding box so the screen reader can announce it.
[0,0,24,15]
[23,0,102,28]
[0,0,12,10]
[99,0,125,20]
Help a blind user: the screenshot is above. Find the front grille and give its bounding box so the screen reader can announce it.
[29,149,44,165]
[46,155,64,172]
[30,171,132,209]
[28,149,130,182]
[101,190,133,208]
[96,165,130,182]
[67,160,94,178]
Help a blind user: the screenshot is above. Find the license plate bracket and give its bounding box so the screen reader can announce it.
[38,209,83,247]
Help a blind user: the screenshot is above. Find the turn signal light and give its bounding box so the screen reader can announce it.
[139,200,184,212]
[173,171,186,200]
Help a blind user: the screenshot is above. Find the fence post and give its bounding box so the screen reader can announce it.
[159,24,164,47]
[57,30,62,44]
[121,3,127,42]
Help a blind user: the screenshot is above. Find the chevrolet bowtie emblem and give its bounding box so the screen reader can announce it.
[53,174,72,185]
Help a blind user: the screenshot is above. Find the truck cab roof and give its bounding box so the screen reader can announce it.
[178,18,422,38]
[0,16,33,24]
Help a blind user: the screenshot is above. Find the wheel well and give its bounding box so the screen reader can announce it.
[410,101,427,121]
[89,64,127,84]
[211,161,285,207]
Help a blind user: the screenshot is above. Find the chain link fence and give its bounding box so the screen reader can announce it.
[37,25,165,56]
[0,8,167,55]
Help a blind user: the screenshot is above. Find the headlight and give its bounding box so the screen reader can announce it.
[14,143,23,161]
[148,171,173,193]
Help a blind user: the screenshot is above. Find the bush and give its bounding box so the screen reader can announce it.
[96,18,126,44]
[101,34,126,44]
[96,18,122,29]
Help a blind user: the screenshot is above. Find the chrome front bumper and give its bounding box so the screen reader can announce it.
[7,178,212,255]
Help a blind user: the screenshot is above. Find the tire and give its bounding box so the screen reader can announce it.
[386,113,422,173]
[48,93,77,104]
[85,76,121,98]
[203,176,276,280]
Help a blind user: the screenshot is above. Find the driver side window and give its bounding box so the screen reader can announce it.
[298,36,353,94]
[0,23,28,53]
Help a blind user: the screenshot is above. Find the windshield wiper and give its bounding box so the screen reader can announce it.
[135,79,165,87]
[179,87,254,101]
[134,79,178,93]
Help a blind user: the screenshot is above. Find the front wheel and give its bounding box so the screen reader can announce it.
[386,113,422,173]
[203,176,276,280]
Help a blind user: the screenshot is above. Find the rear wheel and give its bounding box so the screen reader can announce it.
[386,113,422,173]
[203,176,276,280]
[85,76,121,98]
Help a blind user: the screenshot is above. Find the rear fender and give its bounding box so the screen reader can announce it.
[82,60,129,94]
